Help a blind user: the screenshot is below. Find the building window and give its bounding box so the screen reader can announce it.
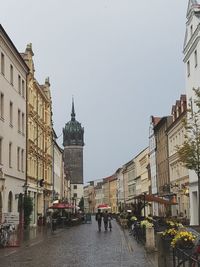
[10,65,13,85]
[22,80,25,98]
[9,142,12,168]
[21,149,24,172]
[74,185,77,189]
[187,61,190,76]
[195,50,198,67]
[190,25,193,37]
[17,147,20,171]
[1,53,5,75]
[0,138,2,164]
[73,193,77,198]
[8,191,13,212]
[9,102,13,127]
[18,109,21,132]
[18,75,21,94]
[22,113,25,135]
[0,93,4,119]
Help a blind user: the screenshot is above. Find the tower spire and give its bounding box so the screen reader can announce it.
[71,97,76,121]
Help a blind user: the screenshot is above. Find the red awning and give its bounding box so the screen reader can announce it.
[48,203,75,209]
[134,194,177,205]
[97,204,111,209]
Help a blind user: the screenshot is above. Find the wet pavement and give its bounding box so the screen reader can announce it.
[0,217,153,267]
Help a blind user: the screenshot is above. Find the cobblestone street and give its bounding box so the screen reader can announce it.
[0,217,152,267]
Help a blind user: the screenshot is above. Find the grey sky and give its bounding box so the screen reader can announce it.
[1,0,188,183]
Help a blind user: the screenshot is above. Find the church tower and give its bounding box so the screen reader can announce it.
[63,99,84,205]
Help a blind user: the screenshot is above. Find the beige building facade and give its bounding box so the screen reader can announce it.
[134,147,150,216]
[167,95,190,219]
[109,176,117,213]
[95,181,104,210]
[22,44,53,225]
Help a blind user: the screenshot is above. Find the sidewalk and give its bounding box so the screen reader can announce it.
[146,250,158,267]
[121,227,158,267]
[0,225,64,258]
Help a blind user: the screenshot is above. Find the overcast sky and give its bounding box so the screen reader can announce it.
[1,0,188,183]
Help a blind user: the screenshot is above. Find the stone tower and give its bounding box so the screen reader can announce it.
[63,99,84,203]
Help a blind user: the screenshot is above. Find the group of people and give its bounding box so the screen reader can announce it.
[95,209,112,232]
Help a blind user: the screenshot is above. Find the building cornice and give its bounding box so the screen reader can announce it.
[183,23,200,55]
[0,24,29,74]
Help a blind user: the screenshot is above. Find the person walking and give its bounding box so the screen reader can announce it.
[95,209,102,231]
[103,210,109,231]
[108,212,112,231]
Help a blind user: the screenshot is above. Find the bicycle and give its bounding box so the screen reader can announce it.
[0,224,14,248]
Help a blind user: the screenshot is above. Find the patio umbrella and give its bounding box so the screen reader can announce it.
[97,204,111,210]
[48,203,75,209]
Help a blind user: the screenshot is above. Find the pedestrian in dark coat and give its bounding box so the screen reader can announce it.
[95,209,102,231]
[103,210,109,231]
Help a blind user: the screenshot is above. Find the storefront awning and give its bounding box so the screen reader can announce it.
[134,194,177,205]
[48,203,75,209]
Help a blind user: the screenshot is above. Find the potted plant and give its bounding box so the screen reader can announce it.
[166,220,183,230]
[130,216,137,222]
[140,219,153,228]
[162,228,178,249]
[171,230,197,250]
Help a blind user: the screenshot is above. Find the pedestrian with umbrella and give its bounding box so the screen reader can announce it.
[95,209,103,231]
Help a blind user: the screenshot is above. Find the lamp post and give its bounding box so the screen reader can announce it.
[144,192,146,217]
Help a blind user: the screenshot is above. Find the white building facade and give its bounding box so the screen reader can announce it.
[183,0,200,224]
[0,25,29,224]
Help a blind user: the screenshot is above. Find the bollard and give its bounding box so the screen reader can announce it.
[145,227,156,252]
[156,232,173,267]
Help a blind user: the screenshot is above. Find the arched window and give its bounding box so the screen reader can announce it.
[8,191,13,212]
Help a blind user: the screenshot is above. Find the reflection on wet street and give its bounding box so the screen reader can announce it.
[0,217,151,267]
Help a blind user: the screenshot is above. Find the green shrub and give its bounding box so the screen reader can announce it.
[24,195,33,229]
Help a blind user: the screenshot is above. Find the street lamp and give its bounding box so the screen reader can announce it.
[22,182,29,196]
[143,193,146,217]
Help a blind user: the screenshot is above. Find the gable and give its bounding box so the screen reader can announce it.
[184,13,200,49]
[187,0,199,18]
